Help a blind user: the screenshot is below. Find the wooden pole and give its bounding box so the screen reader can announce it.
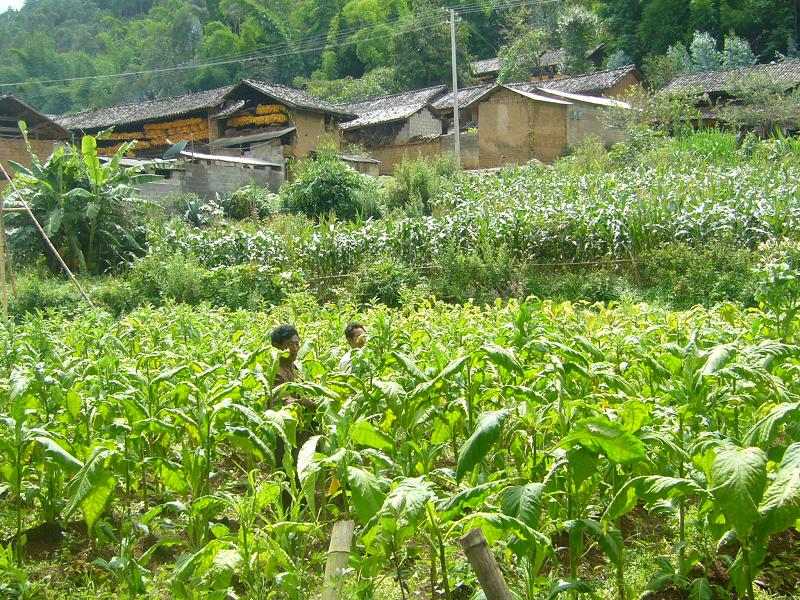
[0,185,16,299]
[0,188,7,324]
[459,528,513,600]
[321,520,355,600]
[0,161,94,308]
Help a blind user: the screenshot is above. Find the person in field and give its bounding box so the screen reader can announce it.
[271,324,316,411]
[339,322,367,373]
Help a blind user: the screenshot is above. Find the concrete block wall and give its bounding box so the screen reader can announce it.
[134,163,283,203]
[396,109,442,143]
[441,131,480,170]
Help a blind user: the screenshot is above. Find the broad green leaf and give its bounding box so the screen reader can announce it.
[64,447,114,524]
[603,476,703,523]
[45,207,63,237]
[757,442,800,539]
[688,577,712,600]
[297,435,321,486]
[701,345,736,375]
[410,355,469,399]
[548,578,595,599]
[80,471,115,533]
[456,410,510,481]
[82,135,103,186]
[711,446,767,538]
[562,417,646,464]
[481,344,524,376]
[564,519,623,568]
[350,420,394,450]
[34,436,82,471]
[390,351,426,381]
[500,483,544,530]
[437,481,504,522]
[745,402,800,447]
[347,466,385,525]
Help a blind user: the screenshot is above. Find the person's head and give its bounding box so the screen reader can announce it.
[271,324,300,361]
[344,322,367,349]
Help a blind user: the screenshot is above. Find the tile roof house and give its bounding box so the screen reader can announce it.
[473,84,629,167]
[339,85,446,131]
[537,65,641,97]
[54,87,233,131]
[662,59,800,99]
[471,50,569,83]
[1,94,70,189]
[338,86,448,173]
[53,80,358,197]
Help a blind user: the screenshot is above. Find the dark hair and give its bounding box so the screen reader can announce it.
[271,324,299,347]
[344,322,366,340]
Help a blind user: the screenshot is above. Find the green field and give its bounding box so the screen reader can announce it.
[3,131,800,599]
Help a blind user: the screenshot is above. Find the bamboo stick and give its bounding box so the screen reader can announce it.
[0,162,94,308]
[321,520,355,600]
[460,528,513,600]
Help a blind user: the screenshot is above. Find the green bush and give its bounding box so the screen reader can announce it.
[280,147,376,220]
[638,242,758,308]
[429,243,518,303]
[223,184,280,220]
[9,274,82,317]
[348,257,417,307]
[130,252,212,305]
[89,278,139,315]
[525,269,630,304]
[207,264,299,310]
[385,154,459,215]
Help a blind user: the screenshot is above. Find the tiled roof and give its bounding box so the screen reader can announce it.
[55,86,233,131]
[538,65,639,95]
[471,57,501,76]
[233,79,354,117]
[430,83,494,111]
[471,50,567,77]
[662,60,800,94]
[339,85,447,130]
[0,94,70,139]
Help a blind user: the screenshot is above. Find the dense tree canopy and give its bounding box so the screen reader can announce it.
[0,0,798,113]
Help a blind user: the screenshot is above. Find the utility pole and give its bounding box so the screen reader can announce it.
[450,8,461,166]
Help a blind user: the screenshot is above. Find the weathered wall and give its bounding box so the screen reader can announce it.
[606,72,639,98]
[285,110,339,160]
[0,139,59,190]
[441,131,480,170]
[370,138,442,175]
[396,109,442,143]
[478,88,568,167]
[532,102,569,163]
[134,163,283,202]
[566,103,628,148]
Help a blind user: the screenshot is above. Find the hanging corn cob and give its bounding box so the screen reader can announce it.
[256,104,286,115]
[227,113,289,128]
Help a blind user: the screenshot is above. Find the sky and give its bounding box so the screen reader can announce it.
[0,0,25,12]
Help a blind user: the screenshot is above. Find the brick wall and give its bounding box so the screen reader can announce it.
[396,109,443,143]
[0,139,59,190]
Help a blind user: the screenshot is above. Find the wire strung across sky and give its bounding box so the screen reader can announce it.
[0,0,563,93]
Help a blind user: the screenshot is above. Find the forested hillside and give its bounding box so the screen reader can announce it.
[0,0,798,114]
